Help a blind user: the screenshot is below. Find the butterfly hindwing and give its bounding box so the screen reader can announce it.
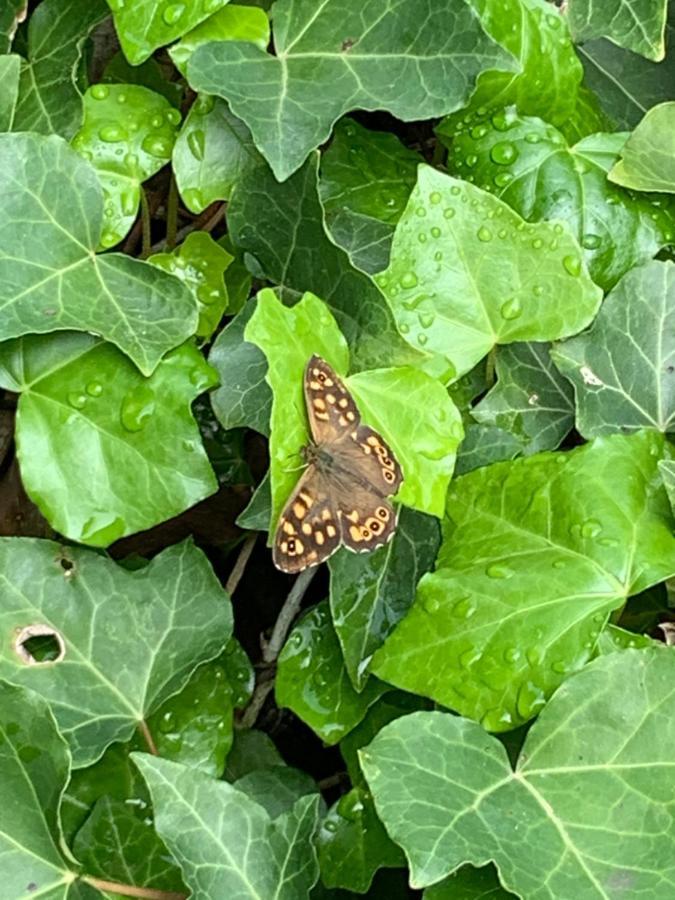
[337,493,398,554]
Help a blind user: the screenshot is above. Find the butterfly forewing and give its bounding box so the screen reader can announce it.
[304,355,360,444]
[273,466,342,573]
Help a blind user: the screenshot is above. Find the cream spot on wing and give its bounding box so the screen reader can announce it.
[283,521,295,535]
[338,398,349,409]
[310,380,321,390]
[326,524,337,538]
[345,510,359,523]
[326,393,336,404]
[321,508,331,521]
[302,522,312,535]
[361,444,372,454]
[346,411,355,421]
[313,397,326,411]
[293,502,307,518]
[339,415,348,427]
[367,436,379,447]
[281,540,288,552]
[349,525,362,542]
[299,492,312,505]
[315,531,325,546]
[291,538,304,554]
[315,411,329,421]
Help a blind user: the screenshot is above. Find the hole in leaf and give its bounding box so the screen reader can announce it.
[57,553,76,578]
[15,625,66,665]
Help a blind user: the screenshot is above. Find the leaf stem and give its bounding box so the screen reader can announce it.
[263,567,318,664]
[225,532,257,596]
[165,175,179,250]
[137,718,158,755]
[485,346,497,388]
[82,877,186,900]
[140,187,152,259]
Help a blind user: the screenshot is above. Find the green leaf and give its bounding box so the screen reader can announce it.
[329,507,440,689]
[551,260,674,437]
[13,0,108,138]
[319,118,422,275]
[228,154,424,371]
[225,728,285,781]
[245,289,461,531]
[134,753,322,898]
[660,458,675,514]
[0,681,83,898]
[318,787,405,893]
[149,231,232,339]
[0,133,198,375]
[372,431,675,730]
[441,109,674,291]
[0,537,232,766]
[173,94,262,213]
[277,601,389,744]
[609,102,675,192]
[378,166,602,379]
[106,0,231,65]
[0,0,25,52]
[0,333,218,546]
[566,0,668,61]
[169,3,270,75]
[455,423,522,475]
[73,797,186,893]
[236,472,272,531]
[186,0,515,180]
[472,342,575,454]
[595,624,656,655]
[235,766,319,819]
[102,51,184,104]
[460,0,582,125]
[71,83,181,249]
[425,865,516,899]
[362,647,675,893]
[0,53,20,130]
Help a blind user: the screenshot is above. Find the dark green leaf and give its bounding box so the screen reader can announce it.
[660,458,675,514]
[235,766,319,819]
[224,728,285,781]
[455,422,522,475]
[0,0,25,52]
[566,0,668,61]
[425,865,516,899]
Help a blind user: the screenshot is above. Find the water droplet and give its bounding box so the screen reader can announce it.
[517,681,546,719]
[581,519,602,538]
[337,792,364,821]
[486,562,513,579]
[500,297,522,320]
[197,284,220,306]
[434,250,443,262]
[450,185,461,196]
[323,820,338,833]
[86,381,103,397]
[459,646,481,669]
[68,391,87,410]
[497,228,508,238]
[417,333,428,346]
[429,191,442,205]
[415,206,426,217]
[159,711,175,733]
[417,232,427,243]
[120,386,156,433]
[313,670,328,688]
[494,171,513,188]
[430,226,441,239]
[470,125,488,140]
[504,646,521,664]
[443,207,455,219]
[599,537,618,548]
[491,112,509,131]
[187,129,206,160]
[552,660,568,674]
[490,141,518,165]
[527,646,542,666]
[422,594,440,614]
[553,224,564,234]
[477,226,492,242]
[573,157,590,175]
[581,233,601,250]
[563,255,581,277]
[532,284,544,297]
[400,271,418,289]
[453,597,475,619]
[99,124,126,142]
[195,94,215,115]
[151,114,164,129]
[163,3,186,25]
[466,154,477,167]
[166,108,181,125]
[141,134,173,158]
[525,132,541,144]
[419,311,435,329]
[399,322,410,334]
[91,84,109,100]
[532,238,543,249]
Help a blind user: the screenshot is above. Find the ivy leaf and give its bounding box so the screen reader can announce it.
[441,109,674,290]
[209,300,272,435]
[186,0,515,180]
[245,289,461,530]
[377,166,601,380]
[609,102,675,192]
[551,260,674,437]
[472,342,575,454]
[276,601,389,744]
[0,133,198,375]
[317,786,405,893]
[565,0,668,61]
[595,624,656,655]
[234,766,320,819]
[149,232,233,340]
[173,94,262,213]
[329,508,440,689]
[319,118,421,275]
[372,432,675,730]
[0,537,232,767]
[362,648,675,893]
[228,154,424,371]
[13,0,108,138]
[133,754,322,898]
[0,0,25,52]
[0,54,20,129]
[169,3,270,75]
[106,0,231,65]
[0,333,218,546]
[660,459,675,514]
[71,84,181,249]
[455,423,522,475]
[425,865,516,899]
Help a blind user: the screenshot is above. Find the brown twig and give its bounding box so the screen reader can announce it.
[139,188,152,259]
[82,877,186,900]
[225,532,257,596]
[137,718,158,755]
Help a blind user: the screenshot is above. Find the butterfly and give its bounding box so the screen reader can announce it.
[273,355,403,573]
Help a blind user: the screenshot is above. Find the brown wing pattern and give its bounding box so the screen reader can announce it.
[304,355,360,444]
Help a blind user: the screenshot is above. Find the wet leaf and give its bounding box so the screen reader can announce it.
[609,101,675,192]
[566,0,668,61]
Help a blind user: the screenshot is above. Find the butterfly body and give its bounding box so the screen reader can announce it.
[273,356,403,573]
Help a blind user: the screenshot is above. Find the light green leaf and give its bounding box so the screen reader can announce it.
[0,333,218,546]
[609,102,675,192]
[209,300,271,435]
[245,289,461,530]
[133,754,322,898]
[318,787,405,893]
[660,458,675,514]
[378,166,602,379]
[595,624,656,655]
[455,423,522,475]
[106,0,230,65]
[276,601,389,744]
[228,154,424,371]
[566,0,668,61]
[0,682,86,899]
[149,231,232,339]
[173,94,262,213]
[425,865,516,899]
[13,0,108,138]
[71,84,181,249]
[441,109,674,291]
[372,432,675,730]
[461,0,582,125]
[551,260,674,436]
[472,343,575,454]
[319,118,422,274]
[329,508,440,689]
[187,0,515,180]
[169,4,270,75]
[0,53,20,130]
[0,538,232,767]
[0,133,198,375]
[73,797,186,894]
[362,648,675,894]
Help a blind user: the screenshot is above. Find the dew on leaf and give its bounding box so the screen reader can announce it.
[500,297,522,320]
[477,226,492,242]
[453,597,475,619]
[337,792,364,821]
[490,141,518,165]
[99,124,127,143]
[162,3,186,25]
[142,135,173,159]
[504,646,521,664]
[400,271,418,289]
[581,233,601,250]
[459,646,481,669]
[86,381,103,397]
[516,681,546,719]
[120,386,156,433]
[151,114,164,129]
[67,392,87,410]
[429,191,442,204]
[417,333,428,346]
[581,519,602,538]
[91,84,109,100]
[563,255,581,276]
[418,311,435,329]
[486,562,514,579]
[443,207,455,218]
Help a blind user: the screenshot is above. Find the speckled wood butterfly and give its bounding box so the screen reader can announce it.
[273,355,403,573]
